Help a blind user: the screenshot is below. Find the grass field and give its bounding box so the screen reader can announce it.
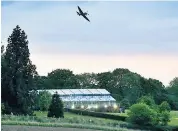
[34,111,129,126]
[1,125,101,131]
[1,121,141,131]
[2,111,139,131]
[2,110,178,131]
[168,111,178,126]
[34,110,178,127]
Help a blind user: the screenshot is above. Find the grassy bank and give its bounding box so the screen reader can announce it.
[2,111,178,131]
[1,122,138,131]
[34,110,178,127]
[2,112,133,128]
[1,113,141,131]
[2,125,101,131]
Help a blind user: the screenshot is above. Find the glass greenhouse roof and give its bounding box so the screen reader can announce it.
[37,89,116,102]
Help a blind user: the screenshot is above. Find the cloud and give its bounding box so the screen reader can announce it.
[1,1,178,85]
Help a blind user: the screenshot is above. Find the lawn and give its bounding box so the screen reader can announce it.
[2,111,137,131]
[168,111,178,126]
[34,110,178,127]
[34,111,126,124]
[2,110,177,131]
[1,125,101,131]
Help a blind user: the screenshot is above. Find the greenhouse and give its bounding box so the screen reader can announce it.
[37,89,117,109]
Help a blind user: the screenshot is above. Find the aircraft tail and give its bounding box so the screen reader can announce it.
[76,11,80,16]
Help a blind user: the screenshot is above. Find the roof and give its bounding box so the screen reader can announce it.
[37,89,116,102]
[37,89,111,95]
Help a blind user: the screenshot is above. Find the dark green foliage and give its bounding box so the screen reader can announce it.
[168,77,178,95]
[1,25,37,115]
[96,68,166,105]
[159,111,171,126]
[166,77,178,110]
[153,126,178,131]
[47,69,79,89]
[48,92,64,118]
[120,98,130,109]
[76,73,98,89]
[97,69,141,103]
[138,95,156,107]
[33,76,49,89]
[1,44,8,97]
[29,90,39,111]
[1,44,8,99]
[33,67,176,110]
[159,101,171,112]
[128,99,171,127]
[67,108,127,121]
[127,103,158,126]
[147,79,167,104]
[140,78,168,105]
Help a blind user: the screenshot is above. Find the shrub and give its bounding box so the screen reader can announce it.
[159,111,171,126]
[137,95,155,107]
[127,103,158,126]
[159,101,171,112]
[67,108,127,121]
[38,91,52,111]
[120,99,130,109]
[47,92,64,118]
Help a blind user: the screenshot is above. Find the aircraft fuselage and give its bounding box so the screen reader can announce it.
[77,12,88,16]
[77,6,90,22]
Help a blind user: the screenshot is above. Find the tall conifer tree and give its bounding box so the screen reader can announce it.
[1,25,37,115]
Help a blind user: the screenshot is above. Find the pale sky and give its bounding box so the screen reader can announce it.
[1,1,178,86]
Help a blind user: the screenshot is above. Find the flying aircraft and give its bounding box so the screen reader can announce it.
[77,6,90,22]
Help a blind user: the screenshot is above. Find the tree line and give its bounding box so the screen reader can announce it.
[34,68,178,110]
[1,25,178,116]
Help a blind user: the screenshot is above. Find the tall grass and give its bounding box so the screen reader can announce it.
[1,114,142,130]
[3,111,178,130]
[1,121,142,131]
[1,114,130,127]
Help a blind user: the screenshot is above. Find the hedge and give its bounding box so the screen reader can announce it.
[66,108,178,131]
[65,108,127,121]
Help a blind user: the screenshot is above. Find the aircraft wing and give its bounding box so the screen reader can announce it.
[82,15,90,22]
[78,6,83,14]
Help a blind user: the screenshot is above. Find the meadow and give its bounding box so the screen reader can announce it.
[1,125,101,131]
[1,111,143,131]
[2,110,178,131]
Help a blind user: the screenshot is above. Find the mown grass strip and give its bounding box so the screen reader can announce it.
[1,121,135,131]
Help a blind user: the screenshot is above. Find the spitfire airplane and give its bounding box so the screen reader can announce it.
[77,6,90,22]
